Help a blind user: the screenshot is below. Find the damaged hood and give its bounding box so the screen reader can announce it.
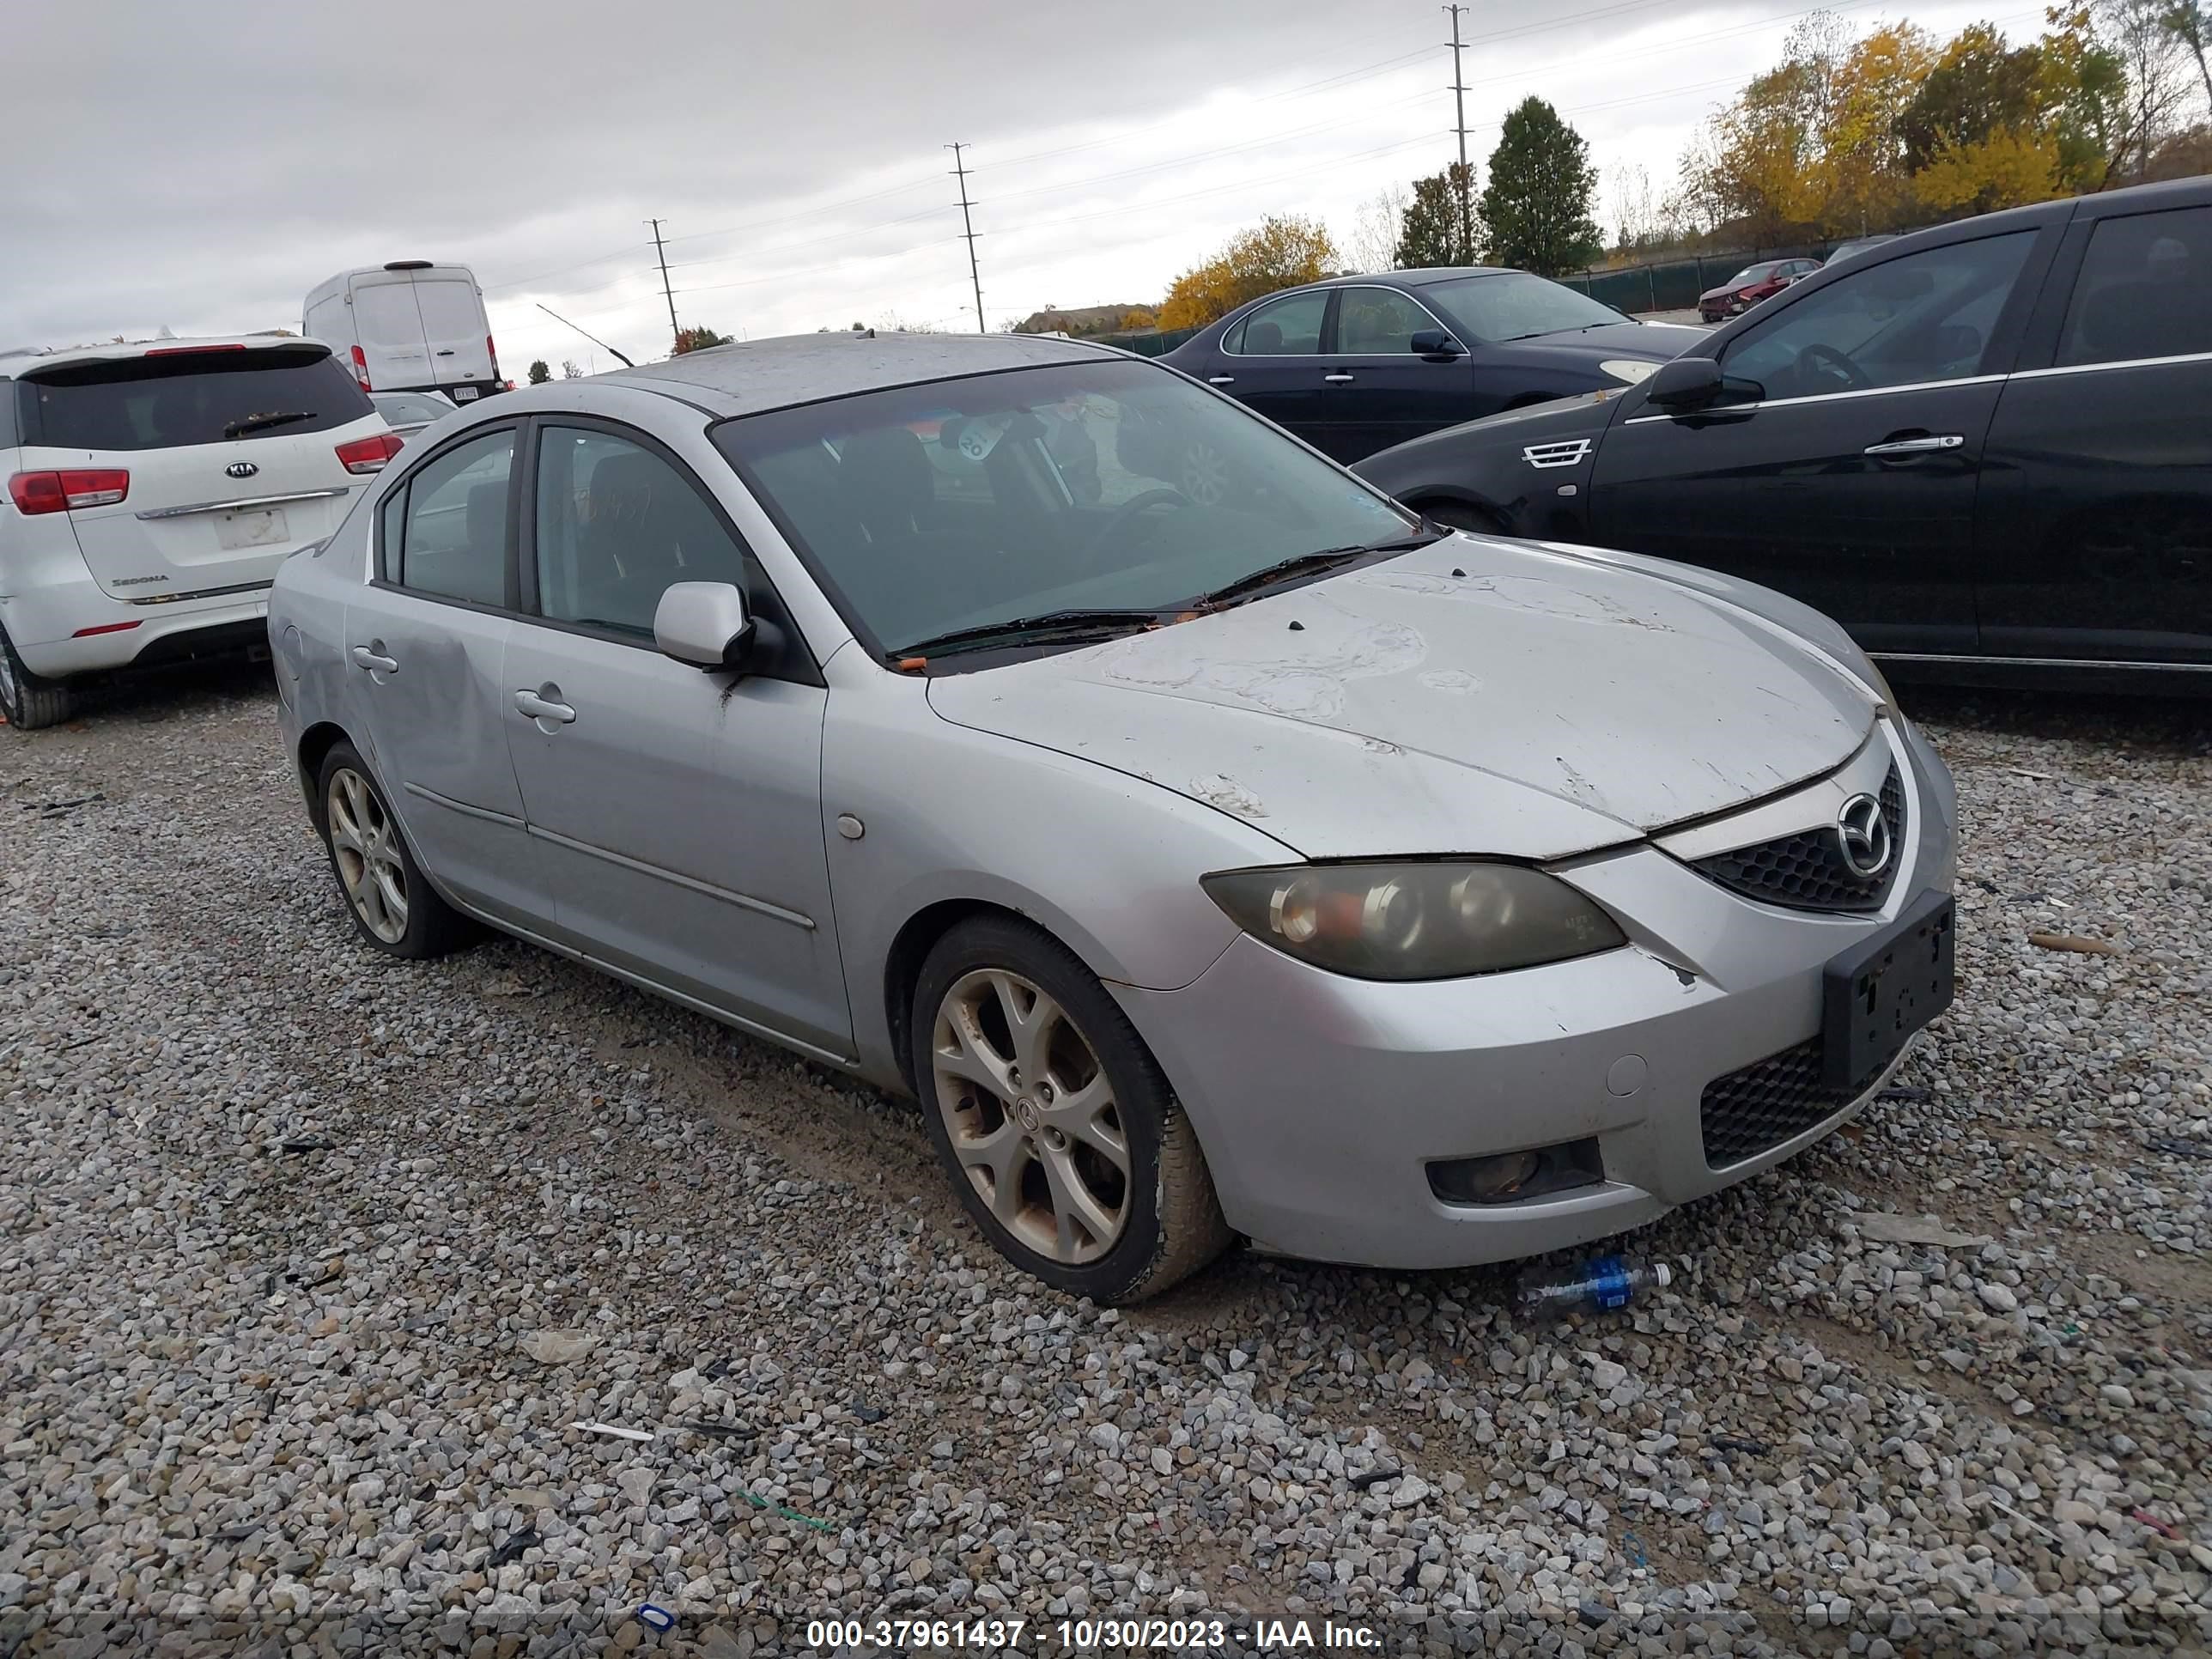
[926,537,1878,860]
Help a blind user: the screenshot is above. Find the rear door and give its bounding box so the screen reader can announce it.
[1310,284,1474,462]
[349,274,434,392]
[1589,228,2047,654]
[346,422,543,925]
[1213,289,1331,442]
[16,343,386,604]
[1975,198,2212,665]
[410,271,497,400]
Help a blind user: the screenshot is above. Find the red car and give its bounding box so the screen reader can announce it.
[1698,257,1821,323]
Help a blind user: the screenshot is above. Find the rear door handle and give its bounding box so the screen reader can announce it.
[1864,434,1963,456]
[1322,373,1356,385]
[1206,375,1235,386]
[350,646,398,674]
[434,349,457,356]
[514,688,576,725]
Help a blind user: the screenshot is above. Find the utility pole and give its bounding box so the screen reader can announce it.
[946,143,987,334]
[1443,5,1474,262]
[646,218,680,352]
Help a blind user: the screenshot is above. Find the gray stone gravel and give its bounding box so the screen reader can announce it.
[3,672,2209,1658]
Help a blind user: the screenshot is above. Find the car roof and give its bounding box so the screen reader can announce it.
[592,330,1123,418]
[0,334,331,375]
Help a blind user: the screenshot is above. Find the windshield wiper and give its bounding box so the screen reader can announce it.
[1194,533,1441,610]
[224,410,314,439]
[888,608,1170,662]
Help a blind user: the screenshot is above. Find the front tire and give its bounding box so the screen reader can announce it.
[911,915,1231,1303]
[315,742,473,958]
[0,623,76,731]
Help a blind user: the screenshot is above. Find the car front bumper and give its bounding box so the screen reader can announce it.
[1117,719,1956,1271]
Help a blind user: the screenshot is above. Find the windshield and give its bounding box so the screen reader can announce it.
[1416,272,1624,343]
[24,345,373,451]
[713,358,1414,658]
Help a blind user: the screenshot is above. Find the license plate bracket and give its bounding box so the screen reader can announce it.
[1821,890,1954,1090]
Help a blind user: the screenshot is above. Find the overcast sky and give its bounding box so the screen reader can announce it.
[10,0,2041,369]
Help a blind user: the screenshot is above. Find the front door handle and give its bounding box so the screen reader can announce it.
[514,688,576,725]
[1864,434,1963,457]
[1322,373,1356,385]
[350,645,398,674]
[1207,374,1235,386]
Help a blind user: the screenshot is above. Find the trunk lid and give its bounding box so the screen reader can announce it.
[19,343,383,602]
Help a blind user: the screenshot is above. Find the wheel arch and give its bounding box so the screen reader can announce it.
[883,896,1053,1097]
[295,720,356,828]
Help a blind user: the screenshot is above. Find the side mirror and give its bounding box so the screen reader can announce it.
[1646,356,1726,410]
[1410,329,1466,362]
[654,580,754,672]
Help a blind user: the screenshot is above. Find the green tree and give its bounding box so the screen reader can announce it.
[1479,98,1603,275]
[1903,24,2046,169]
[2166,3,2212,105]
[526,359,551,385]
[1393,163,1478,267]
[672,325,733,355]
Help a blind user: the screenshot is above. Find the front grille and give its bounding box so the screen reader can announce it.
[1690,766,1905,912]
[1700,1037,1864,1167]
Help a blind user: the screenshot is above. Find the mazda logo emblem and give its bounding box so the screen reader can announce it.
[1836,793,1892,879]
[225,461,259,479]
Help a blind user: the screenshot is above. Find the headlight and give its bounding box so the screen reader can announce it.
[1601,359,1658,386]
[1201,861,1626,981]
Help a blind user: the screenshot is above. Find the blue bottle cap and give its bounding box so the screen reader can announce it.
[637,1602,676,1632]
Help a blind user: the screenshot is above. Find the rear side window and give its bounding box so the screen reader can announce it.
[2057,205,2212,368]
[1225,290,1329,355]
[395,428,514,607]
[23,347,374,452]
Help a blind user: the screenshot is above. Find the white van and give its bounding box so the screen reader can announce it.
[303,263,503,404]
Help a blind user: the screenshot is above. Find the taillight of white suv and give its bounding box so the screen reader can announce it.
[9,470,131,514]
[335,434,404,474]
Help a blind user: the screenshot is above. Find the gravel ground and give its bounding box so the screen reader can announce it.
[3,669,2209,1659]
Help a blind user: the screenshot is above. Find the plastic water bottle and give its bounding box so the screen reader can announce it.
[1513,1255,1673,1317]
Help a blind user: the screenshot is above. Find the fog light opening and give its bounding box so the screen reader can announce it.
[1428,1139,1604,1206]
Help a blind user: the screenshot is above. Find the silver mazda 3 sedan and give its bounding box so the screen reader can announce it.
[269,331,1957,1303]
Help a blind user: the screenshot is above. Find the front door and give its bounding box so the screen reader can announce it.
[1589,228,2044,655]
[1309,285,1475,462]
[345,423,542,926]
[501,421,851,1056]
[1976,199,2212,666]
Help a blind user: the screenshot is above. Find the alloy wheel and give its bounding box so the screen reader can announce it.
[929,968,1130,1264]
[1179,439,1229,507]
[0,641,17,710]
[325,767,410,944]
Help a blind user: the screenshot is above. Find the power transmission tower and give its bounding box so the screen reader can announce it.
[1443,4,1474,261]
[646,218,680,351]
[946,143,987,333]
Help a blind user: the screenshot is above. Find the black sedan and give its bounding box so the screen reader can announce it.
[1160,268,1704,465]
[1354,177,2212,690]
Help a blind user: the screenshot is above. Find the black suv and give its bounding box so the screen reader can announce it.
[1355,177,2212,690]
[1160,268,1704,465]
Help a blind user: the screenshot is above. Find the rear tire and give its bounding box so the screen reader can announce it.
[910,915,1231,1303]
[314,741,474,958]
[0,623,77,732]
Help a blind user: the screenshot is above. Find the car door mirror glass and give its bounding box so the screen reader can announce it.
[1409,329,1465,360]
[1647,357,1725,410]
[654,580,754,671]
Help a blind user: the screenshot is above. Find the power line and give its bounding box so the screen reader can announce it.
[646,218,679,350]
[947,143,986,335]
[1445,4,1474,256]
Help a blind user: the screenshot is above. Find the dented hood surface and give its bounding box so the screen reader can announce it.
[926,537,1876,860]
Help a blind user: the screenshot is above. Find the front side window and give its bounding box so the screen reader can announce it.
[2057,205,2212,368]
[1224,289,1328,355]
[715,358,1413,658]
[1722,230,2037,399]
[532,427,748,636]
[25,346,375,452]
[1334,288,1430,354]
[394,428,513,606]
[1418,272,1623,343]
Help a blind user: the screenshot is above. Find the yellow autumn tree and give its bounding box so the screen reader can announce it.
[1158,216,1338,331]
[1914,125,2063,214]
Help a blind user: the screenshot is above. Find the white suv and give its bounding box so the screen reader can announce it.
[0,336,400,729]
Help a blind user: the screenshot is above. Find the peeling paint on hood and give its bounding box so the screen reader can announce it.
[926,537,1875,860]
